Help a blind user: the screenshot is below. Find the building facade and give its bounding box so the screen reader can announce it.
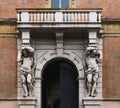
[0,0,120,108]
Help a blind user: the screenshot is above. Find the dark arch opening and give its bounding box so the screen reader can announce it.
[42,58,78,108]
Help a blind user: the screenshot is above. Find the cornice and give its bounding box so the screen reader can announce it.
[102,18,120,24]
[0,18,17,25]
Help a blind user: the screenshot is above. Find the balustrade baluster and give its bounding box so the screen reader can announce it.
[41,12,43,22]
[84,12,87,22]
[44,12,46,22]
[33,12,35,22]
[31,12,34,22]
[35,12,37,22]
[77,12,79,22]
[39,12,41,22]
[37,12,40,22]
[87,12,89,22]
[71,12,73,22]
[68,12,70,22]
[47,12,49,22]
[63,12,66,22]
[66,12,68,22]
[75,12,77,22]
[82,12,84,22]
[50,12,53,22]
[53,12,55,22]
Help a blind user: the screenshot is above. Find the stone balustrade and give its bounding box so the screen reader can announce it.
[17,9,102,23]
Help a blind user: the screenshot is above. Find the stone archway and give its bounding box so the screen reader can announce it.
[41,58,79,108]
[35,50,84,108]
[36,50,84,78]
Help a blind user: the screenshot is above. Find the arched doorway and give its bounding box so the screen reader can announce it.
[42,58,78,108]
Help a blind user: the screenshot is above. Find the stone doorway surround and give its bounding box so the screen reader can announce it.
[17,30,102,108]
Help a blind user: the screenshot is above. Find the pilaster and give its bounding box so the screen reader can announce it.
[21,29,31,46]
[88,29,98,46]
[56,32,63,57]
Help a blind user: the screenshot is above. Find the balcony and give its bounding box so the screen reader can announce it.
[16,8,102,28]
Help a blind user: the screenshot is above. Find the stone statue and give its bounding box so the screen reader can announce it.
[85,46,100,97]
[18,46,35,97]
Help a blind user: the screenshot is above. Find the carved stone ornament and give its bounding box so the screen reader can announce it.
[18,46,35,97]
[85,46,100,97]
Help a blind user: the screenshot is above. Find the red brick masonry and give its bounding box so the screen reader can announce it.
[0,37,17,98]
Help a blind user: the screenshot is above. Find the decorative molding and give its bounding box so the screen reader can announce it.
[102,18,120,23]
[83,97,102,108]
[45,0,51,8]
[17,97,37,107]
[0,98,17,101]
[0,32,17,37]
[101,32,120,37]
[70,0,75,8]
[0,18,17,24]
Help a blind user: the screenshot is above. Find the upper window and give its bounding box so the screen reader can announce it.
[45,0,75,8]
[52,0,69,8]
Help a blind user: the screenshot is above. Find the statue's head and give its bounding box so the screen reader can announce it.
[22,48,29,57]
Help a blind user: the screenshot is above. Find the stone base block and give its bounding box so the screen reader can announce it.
[83,97,102,108]
[17,97,37,108]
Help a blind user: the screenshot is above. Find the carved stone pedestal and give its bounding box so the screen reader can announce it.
[18,97,37,108]
[83,97,102,108]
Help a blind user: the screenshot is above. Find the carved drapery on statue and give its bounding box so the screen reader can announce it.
[18,46,35,97]
[85,45,101,97]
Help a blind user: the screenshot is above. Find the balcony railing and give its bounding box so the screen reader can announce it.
[17,9,102,23]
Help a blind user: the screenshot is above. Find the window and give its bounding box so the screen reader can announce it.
[52,0,69,8]
[45,0,75,8]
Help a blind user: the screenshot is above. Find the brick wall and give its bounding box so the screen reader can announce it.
[0,0,120,18]
[0,37,17,98]
[76,0,120,19]
[103,37,120,98]
[0,24,17,98]
[0,0,45,18]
